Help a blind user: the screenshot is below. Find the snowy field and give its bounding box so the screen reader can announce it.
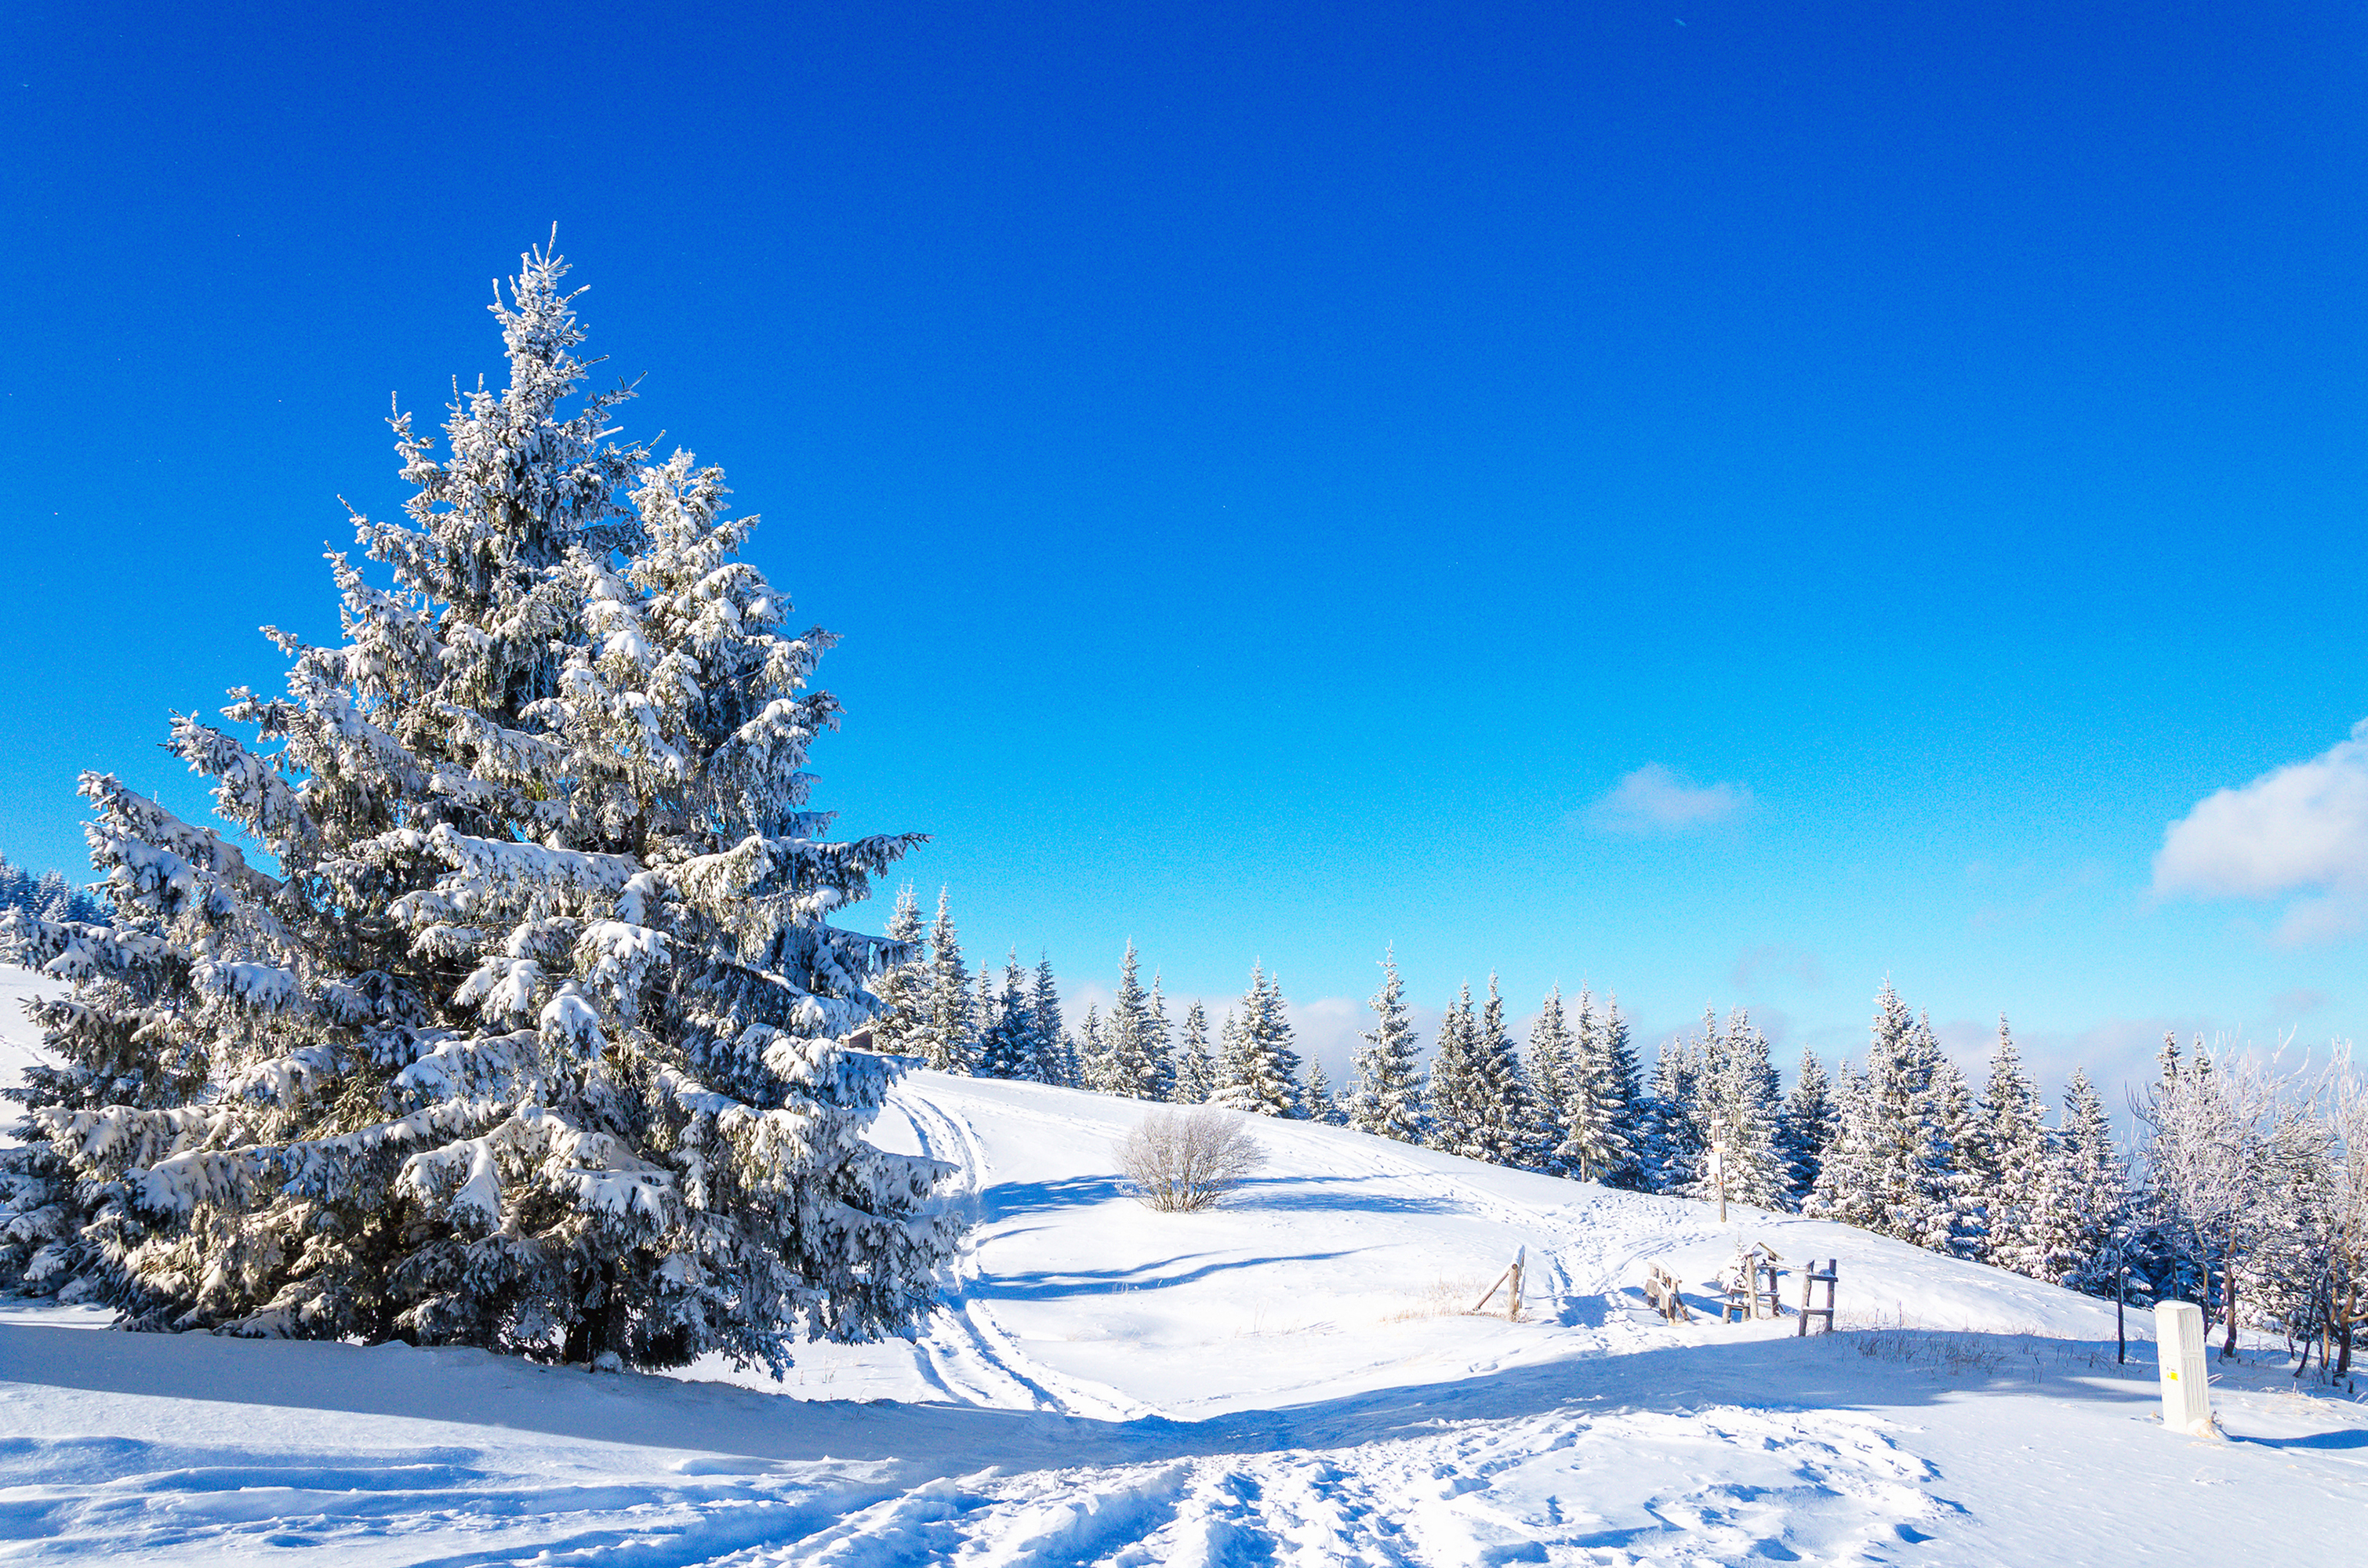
[0,975,2363,1563]
[0,967,58,1144]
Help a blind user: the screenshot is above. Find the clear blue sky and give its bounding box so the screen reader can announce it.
[3,2,2363,1100]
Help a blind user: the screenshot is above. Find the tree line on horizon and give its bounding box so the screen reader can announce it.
[0,855,109,927]
[892,891,2365,1379]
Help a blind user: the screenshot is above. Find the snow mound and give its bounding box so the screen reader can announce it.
[1,1069,2363,1564]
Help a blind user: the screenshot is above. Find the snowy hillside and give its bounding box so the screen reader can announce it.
[2,1070,2363,1563]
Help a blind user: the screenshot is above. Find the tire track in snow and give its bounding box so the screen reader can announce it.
[895,1087,1160,1422]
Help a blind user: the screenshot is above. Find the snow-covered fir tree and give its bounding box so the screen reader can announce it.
[0,857,107,924]
[2032,1067,2126,1291]
[1927,1040,1984,1258]
[1974,1018,2050,1275]
[969,959,1000,1060]
[975,950,1036,1080]
[917,889,975,1074]
[1630,1032,1704,1195]
[1469,975,1543,1167]
[1345,949,1425,1143]
[1549,987,1631,1183]
[1172,1000,1214,1104]
[1526,985,1576,1142]
[1210,965,1301,1118]
[1303,1058,1339,1125]
[1777,1050,1838,1207]
[1424,984,1489,1160]
[35,871,73,924]
[1686,1007,1786,1210]
[1146,972,1174,1098]
[1027,955,1068,1085]
[1593,993,1646,1189]
[1099,943,1160,1098]
[868,885,929,1060]
[1806,983,1957,1251]
[0,245,955,1370]
[1073,1004,1109,1092]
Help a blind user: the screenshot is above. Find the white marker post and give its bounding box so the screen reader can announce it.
[2153,1301,2214,1436]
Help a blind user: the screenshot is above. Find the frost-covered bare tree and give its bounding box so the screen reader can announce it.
[0,242,953,1374]
[2325,1065,2368,1378]
[2137,1048,2315,1359]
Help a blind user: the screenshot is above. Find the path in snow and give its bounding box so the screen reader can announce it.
[1,1064,2364,1563]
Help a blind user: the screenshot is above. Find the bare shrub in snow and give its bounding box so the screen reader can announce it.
[1117,1109,1265,1212]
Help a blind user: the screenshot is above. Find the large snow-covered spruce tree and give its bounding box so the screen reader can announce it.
[2,245,956,1372]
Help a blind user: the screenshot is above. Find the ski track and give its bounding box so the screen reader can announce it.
[7,1063,2364,1564]
[758,1080,1951,1565]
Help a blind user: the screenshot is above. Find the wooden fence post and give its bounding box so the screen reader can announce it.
[1470,1245,1527,1320]
[1795,1259,1837,1336]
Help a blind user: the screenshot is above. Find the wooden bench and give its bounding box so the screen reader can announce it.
[1643,1262,1692,1323]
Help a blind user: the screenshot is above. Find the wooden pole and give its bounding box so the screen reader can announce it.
[1469,1263,1515,1316]
[2116,1267,2126,1365]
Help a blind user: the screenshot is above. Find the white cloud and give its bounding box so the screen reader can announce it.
[1585,764,1752,836]
[2153,720,2368,944]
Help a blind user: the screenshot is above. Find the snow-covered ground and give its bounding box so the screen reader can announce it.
[0,1034,2363,1563]
[0,966,60,1138]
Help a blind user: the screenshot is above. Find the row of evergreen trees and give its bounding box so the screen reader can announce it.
[868,891,1318,1116]
[1362,967,2352,1353]
[0,856,107,926]
[879,900,2185,1320]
